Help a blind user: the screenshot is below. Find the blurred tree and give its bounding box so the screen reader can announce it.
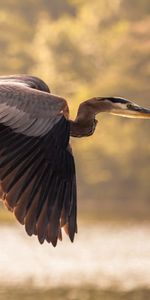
[0,0,149,218]
[121,0,150,20]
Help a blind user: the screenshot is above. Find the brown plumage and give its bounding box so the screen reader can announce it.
[0,75,150,246]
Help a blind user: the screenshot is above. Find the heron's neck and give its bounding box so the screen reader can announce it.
[69,102,96,137]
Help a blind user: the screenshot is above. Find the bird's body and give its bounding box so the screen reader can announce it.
[0,75,150,246]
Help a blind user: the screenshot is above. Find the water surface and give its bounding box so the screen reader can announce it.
[0,222,150,290]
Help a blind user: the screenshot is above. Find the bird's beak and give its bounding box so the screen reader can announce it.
[111,103,150,119]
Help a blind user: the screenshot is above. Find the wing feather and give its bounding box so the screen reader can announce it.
[0,77,77,246]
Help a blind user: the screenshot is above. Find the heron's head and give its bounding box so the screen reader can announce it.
[93,97,150,119]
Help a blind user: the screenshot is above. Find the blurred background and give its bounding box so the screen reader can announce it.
[0,0,150,299]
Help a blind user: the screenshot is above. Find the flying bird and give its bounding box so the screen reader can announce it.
[0,75,150,246]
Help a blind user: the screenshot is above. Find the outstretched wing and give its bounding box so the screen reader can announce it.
[0,81,77,246]
[0,75,51,93]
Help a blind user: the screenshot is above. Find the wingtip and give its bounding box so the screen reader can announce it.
[63,222,76,243]
[38,235,45,244]
[51,240,58,247]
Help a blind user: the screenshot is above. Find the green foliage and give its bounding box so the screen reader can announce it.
[0,0,149,217]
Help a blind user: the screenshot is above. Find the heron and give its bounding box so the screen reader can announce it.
[0,75,150,247]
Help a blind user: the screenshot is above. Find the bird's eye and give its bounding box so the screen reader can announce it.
[127,103,133,109]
